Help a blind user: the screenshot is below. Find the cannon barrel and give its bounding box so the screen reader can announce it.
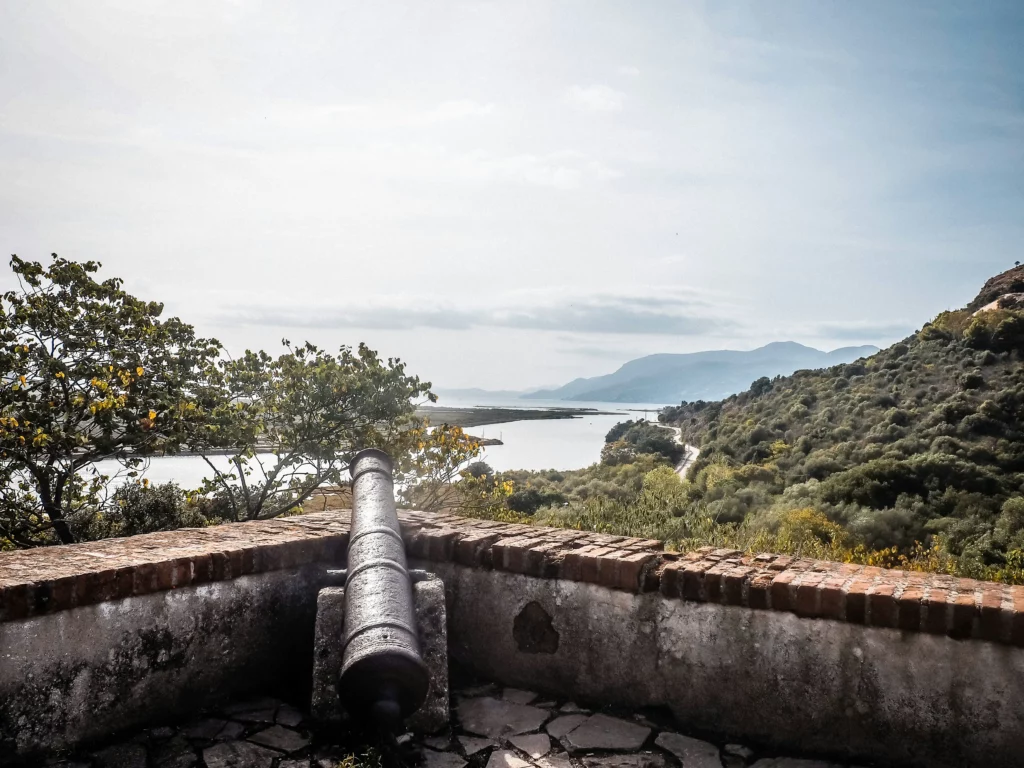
[340,448,429,728]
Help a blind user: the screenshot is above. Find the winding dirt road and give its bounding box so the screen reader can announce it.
[646,421,700,478]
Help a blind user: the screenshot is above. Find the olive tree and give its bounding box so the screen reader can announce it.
[0,255,223,546]
[196,341,437,521]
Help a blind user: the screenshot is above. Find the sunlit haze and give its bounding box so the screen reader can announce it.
[3,1,1022,390]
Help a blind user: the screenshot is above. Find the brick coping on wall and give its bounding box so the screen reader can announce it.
[2,510,1022,646]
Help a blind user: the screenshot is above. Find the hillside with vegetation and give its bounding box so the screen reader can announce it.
[659,264,1024,578]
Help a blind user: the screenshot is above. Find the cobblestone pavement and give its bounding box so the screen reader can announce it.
[41,681,873,768]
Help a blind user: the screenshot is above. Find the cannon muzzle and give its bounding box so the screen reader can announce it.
[340,449,429,728]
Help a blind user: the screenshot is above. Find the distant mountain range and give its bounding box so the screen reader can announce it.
[522,342,879,404]
[439,342,879,405]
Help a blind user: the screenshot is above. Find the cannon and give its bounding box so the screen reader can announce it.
[340,448,430,728]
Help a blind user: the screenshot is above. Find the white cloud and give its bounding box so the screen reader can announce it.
[417,100,496,124]
[566,84,625,113]
[617,66,641,76]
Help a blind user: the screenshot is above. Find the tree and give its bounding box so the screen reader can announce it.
[397,425,514,517]
[0,255,223,546]
[195,341,435,521]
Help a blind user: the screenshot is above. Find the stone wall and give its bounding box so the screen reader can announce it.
[3,510,1024,765]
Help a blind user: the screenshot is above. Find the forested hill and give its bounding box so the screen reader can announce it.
[662,264,1024,567]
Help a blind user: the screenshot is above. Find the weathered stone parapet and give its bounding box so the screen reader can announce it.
[4,509,1024,647]
[0,513,352,622]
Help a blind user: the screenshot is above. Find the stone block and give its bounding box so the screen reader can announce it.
[310,587,346,723]
[310,575,450,733]
[408,575,450,734]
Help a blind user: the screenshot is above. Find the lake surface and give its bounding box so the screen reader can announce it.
[93,398,671,487]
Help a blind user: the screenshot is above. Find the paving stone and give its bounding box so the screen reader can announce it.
[248,725,311,753]
[502,688,539,705]
[563,714,651,752]
[725,744,756,761]
[224,698,281,716]
[559,702,589,714]
[216,722,246,741]
[276,705,305,728]
[151,736,197,768]
[425,735,452,750]
[749,761,840,768]
[233,708,277,725]
[535,758,573,768]
[184,718,228,740]
[654,733,720,768]
[458,735,495,756]
[509,733,551,759]
[458,683,499,698]
[457,696,549,738]
[723,757,746,768]
[46,762,90,768]
[279,761,311,768]
[150,727,176,740]
[93,743,147,768]
[582,755,668,768]
[534,700,558,709]
[546,714,588,739]
[485,750,532,768]
[423,749,468,768]
[183,720,227,741]
[203,741,280,768]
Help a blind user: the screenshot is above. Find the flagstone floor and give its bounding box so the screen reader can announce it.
[41,680,872,768]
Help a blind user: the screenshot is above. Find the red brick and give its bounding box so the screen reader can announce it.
[795,573,824,618]
[769,555,794,572]
[617,552,659,592]
[133,562,157,595]
[951,587,978,639]
[561,545,601,582]
[704,562,732,603]
[580,546,618,584]
[423,528,462,561]
[979,586,1005,642]
[0,583,32,621]
[868,583,897,628]
[528,540,566,578]
[47,575,80,612]
[405,530,429,559]
[924,588,950,635]
[455,531,503,568]
[748,573,773,609]
[845,579,872,624]
[682,561,713,601]
[723,566,754,606]
[898,587,925,632]
[770,570,798,612]
[1010,587,1024,646]
[659,562,685,599]
[114,567,135,599]
[819,577,847,620]
[80,568,118,605]
[634,539,664,551]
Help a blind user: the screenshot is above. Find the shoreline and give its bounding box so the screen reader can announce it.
[416,405,619,429]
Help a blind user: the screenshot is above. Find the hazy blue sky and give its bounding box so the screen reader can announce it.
[2,1,1022,391]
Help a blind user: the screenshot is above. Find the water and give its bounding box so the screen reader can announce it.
[446,398,669,473]
[91,398,671,486]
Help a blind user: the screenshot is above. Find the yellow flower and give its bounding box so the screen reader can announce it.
[55,371,65,379]
[136,367,144,376]
[148,410,157,420]
[18,376,25,385]
[142,478,150,487]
